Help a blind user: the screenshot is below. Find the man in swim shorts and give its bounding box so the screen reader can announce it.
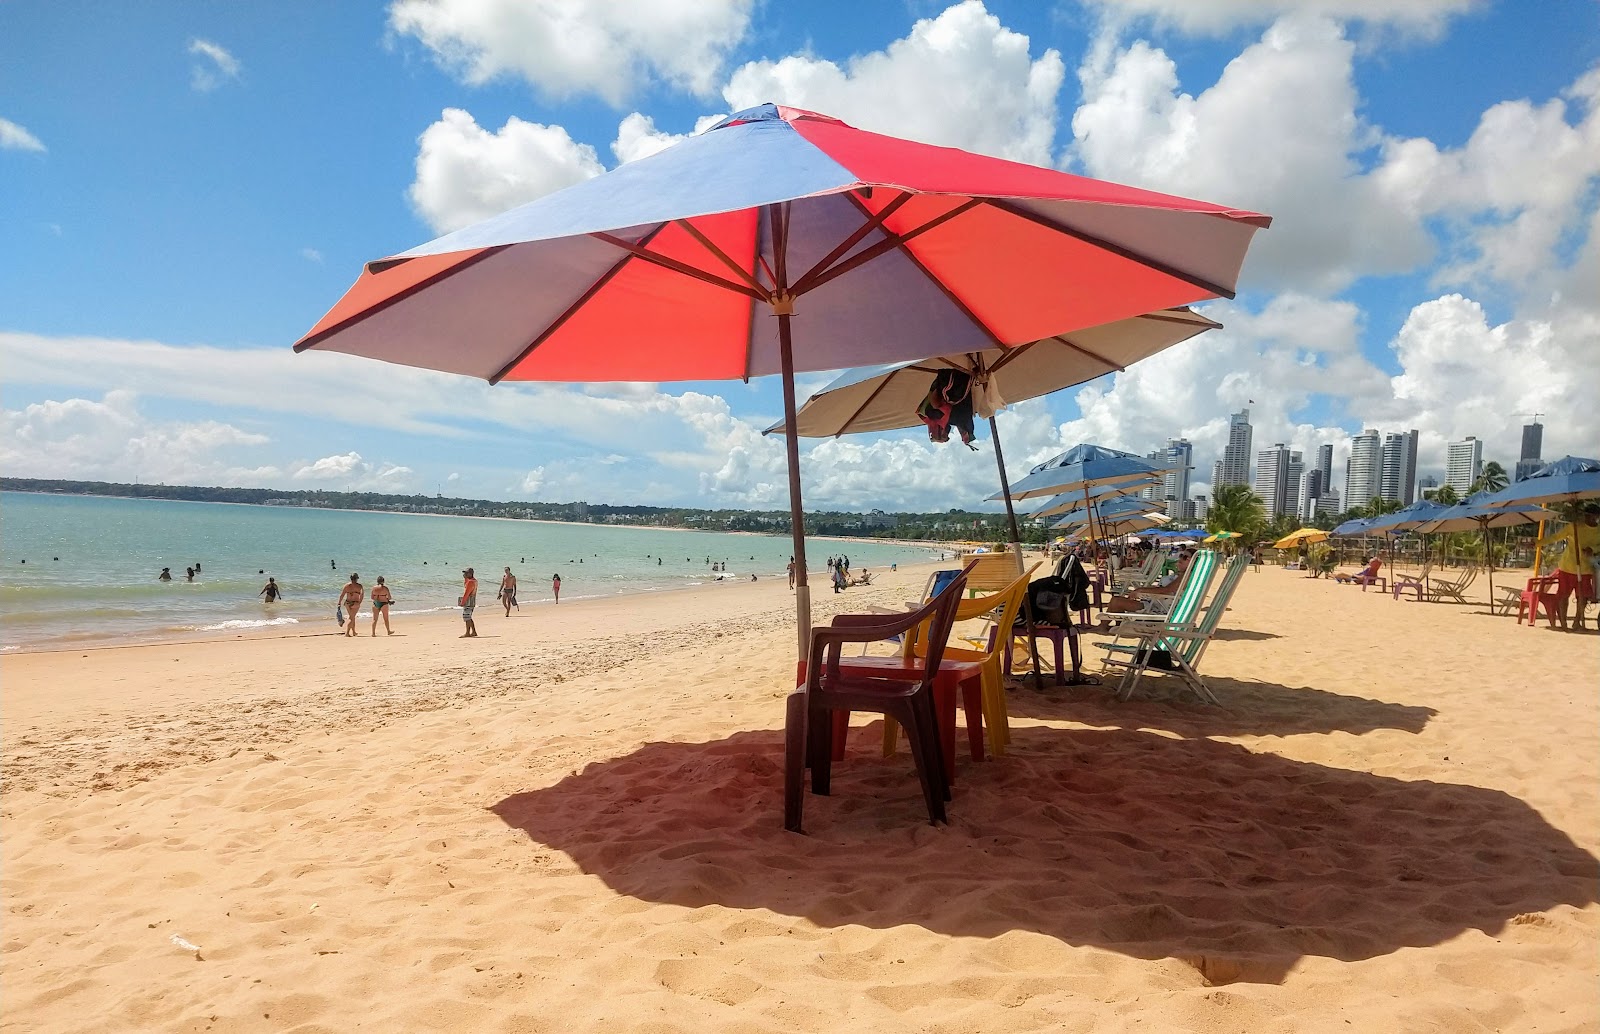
[460,568,478,638]
[499,566,517,617]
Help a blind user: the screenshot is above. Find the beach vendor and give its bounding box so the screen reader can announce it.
[1539,511,1599,631]
[459,568,478,638]
[370,576,394,636]
[339,573,364,638]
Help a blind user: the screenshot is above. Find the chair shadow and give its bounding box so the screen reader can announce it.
[490,725,1595,986]
[1005,677,1436,738]
[1205,628,1282,642]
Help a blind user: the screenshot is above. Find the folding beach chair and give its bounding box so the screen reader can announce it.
[1097,553,1248,703]
[1426,564,1478,604]
[1092,549,1220,701]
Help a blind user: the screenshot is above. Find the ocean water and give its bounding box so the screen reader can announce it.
[0,493,940,652]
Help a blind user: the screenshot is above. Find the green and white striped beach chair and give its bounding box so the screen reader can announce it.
[1097,551,1248,703]
[1094,549,1219,701]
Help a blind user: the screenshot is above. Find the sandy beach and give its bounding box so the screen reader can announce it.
[2,559,1597,1033]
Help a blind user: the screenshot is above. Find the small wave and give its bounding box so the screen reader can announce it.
[193,617,301,631]
[391,606,454,615]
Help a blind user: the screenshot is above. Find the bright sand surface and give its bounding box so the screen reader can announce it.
[3,560,1597,1032]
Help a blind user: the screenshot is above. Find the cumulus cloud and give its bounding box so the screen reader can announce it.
[1071,15,1436,293]
[292,452,417,489]
[388,0,751,104]
[611,111,724,165]
[188,39,241,92]
[1081,0,1482,38]
[723,0,1065,165]
[0,390,274,485]
[0,117,45,152]
[409,108,604,234]
[1376,65,1600,298]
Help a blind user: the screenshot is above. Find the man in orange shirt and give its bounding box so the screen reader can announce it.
[459,568,479,638]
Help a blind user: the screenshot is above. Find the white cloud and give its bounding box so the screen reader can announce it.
[723,0,1065,165]
[188,39,241,92]
[387,0,751,104]
[0,117,45,152]
[1376,65,1600,298]
[300,247,324,263]
[291,452,418,489]
[1081,0,1482,38]
[610,111,724,165]
[1071,15,1434,293]
[0,390,274,485]
[409,108,604,234]
[293,451,364,480]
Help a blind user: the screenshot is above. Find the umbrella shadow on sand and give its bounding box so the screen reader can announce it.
[490,725,1594,986]
[1005,677,1436,739]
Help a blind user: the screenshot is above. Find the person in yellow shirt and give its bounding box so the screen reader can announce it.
[1539,511,1599,630]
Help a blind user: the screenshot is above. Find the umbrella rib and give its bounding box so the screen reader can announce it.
[1049,332,1126,374]
[790,191,912,295]
[799,199,985,297]
[486,227,665,385]
[591,232,765,301]
[674,219,769,298]
[982,199,1237,300]
[839,193,1005,348]
[293,246,509,353]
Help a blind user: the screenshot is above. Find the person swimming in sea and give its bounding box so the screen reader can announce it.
[260,577,283,603]
[158,567,172,582]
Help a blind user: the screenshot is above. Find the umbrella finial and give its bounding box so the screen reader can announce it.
[770,292,795,316]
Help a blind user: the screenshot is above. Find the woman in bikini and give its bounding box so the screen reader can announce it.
[338,573,364,637]
[370,576,394,636]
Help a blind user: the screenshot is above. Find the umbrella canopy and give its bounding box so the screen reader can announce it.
[1045,495,1162,528]
[1361,499,1449,535]
[1027,480,1155,518]
[1412,499,1557,534]
[1273,527,1329,549]
[1059,509,1169,534]
[294,103,1269,661]
[1331,516,1376,536]
[1474,456,1600,509]
[994,444,1170,501]
[1203,530,1241,542]
[772,307,1219,437]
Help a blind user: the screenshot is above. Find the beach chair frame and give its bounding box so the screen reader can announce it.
[1094,550,1221,701]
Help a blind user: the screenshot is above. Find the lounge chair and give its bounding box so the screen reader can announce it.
[1426,564,1478,604]
[1115,548,1170,591]
[784,561,976,833]
[1097,553,1248,703]
[1092,550,1220,697]
[1392,557,1431,602]
[1334,557,1386,593]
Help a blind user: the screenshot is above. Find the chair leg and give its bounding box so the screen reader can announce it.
[807,699,833,796]
[897,698,947,823]
[784,691,807,833]
[960,673,986,764]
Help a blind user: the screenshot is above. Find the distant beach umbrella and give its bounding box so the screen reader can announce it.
[294,103,1270,666]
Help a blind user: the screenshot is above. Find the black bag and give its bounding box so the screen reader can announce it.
[1022,575,1074,627]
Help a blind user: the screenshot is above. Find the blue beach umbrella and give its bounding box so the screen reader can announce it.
[1331,517,1376,536]
[1474,456,1600,509]
[993,443,1169,549]
[1046,495,1162,529]
[1028,479,1155,519]
[1413,496,1558,601]
[1360,499,1449,535]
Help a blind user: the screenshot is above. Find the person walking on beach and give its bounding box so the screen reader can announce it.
[551,572,562,604]
[499,567,517,617]
[158,567,172,581]
[259,577,283,603]
[787,556,796,590]
[370,576,394,636]
[338,573,364,637]
[459,568,479,637]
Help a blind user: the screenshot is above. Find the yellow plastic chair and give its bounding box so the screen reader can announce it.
[885,562,1040,760]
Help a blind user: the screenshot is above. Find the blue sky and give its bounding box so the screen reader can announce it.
[3,1,1597,511]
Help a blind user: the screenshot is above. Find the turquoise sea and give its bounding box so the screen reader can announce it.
[0,493,940,652]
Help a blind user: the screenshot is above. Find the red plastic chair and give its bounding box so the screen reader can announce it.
[1516,575,1565,628]
[784,561,976,833]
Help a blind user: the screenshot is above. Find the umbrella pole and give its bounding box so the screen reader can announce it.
[1482,517,1494,607]
[776,308,811,664]
[987,414,1042,683]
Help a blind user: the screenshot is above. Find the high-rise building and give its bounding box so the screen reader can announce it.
[1446,436,1483,495]
[1516,420,1544,481]
[1299,468,1324,522]
[1316,486,1340,517]
[1315,443,1334,489]
[1380,429,1420,504]
[1192,494,1209,520]
[1162,438,1193,506]
[1217,408,1253,488]
[1139,449,1165,501]
[1254,443,1301,518]
[1210,460,1224,491]
[1345,429,1383,510]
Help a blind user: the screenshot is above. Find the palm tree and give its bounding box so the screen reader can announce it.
[1367,496,1403,516]
[1432,483,1460,506]
[1470,460,1509,496]
[1207,484,1267,540]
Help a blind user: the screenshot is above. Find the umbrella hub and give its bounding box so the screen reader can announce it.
[770,292,796,316]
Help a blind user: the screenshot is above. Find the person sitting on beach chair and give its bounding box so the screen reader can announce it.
[848,568,873,586]
[1103,549,1193,614]
[1334,556,1382,585]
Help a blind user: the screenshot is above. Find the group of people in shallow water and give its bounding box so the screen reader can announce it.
[156,562,203,583]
